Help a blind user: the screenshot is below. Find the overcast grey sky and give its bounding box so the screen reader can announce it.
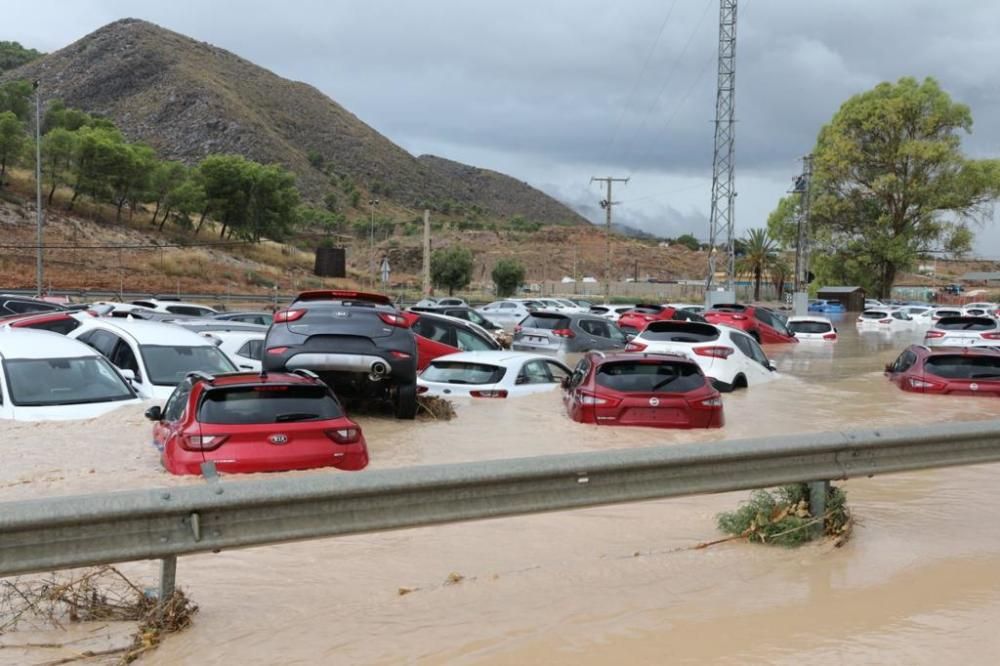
[6,1,1000,251]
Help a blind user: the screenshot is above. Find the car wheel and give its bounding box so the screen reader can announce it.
[394,381,418,420]
[711,378,735,393]
[733,374,748,390]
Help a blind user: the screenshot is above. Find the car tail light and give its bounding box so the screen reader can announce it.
[822,332,838,340]
[389,350,411,359]
[577,391,619,406]
[879,318,892,324]
[981,332,1000,340]
[625,341,648,352]
[267,346,290,355]
[470,389,508,398]
[908,377,943,390]
[274,308,306,323]
[417,385,429,394]
[643,315,655,322]
[699,397,723,407]
[326,427,362,444]
[552,328,575,338]
[182,434,228,451]
[731,314,747,320]
[694,346,734,359]
[378,312,410,328]
[924,331,945,339]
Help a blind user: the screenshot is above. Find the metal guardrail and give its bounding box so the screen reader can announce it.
[2,288,293,304]
[3,420,1000,598]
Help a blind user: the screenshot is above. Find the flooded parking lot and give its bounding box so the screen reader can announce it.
[5,314,1000,664]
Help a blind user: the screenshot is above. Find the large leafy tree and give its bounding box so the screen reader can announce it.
[735,228,776,301]
[0,41,43,72]
[775,77,1000,298]
[0,80,32,122]
[492,258,525,297]
[431,246,474,295]
[41,127,77,203]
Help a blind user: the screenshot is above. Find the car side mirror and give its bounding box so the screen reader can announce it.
[120,368,136,383]
[768,360,778,372]
[144,405,163,421]
[560,376,571,389]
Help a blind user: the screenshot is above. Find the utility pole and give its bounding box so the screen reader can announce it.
[368,198,379,288]
[705,0,738,303]
[590,176,629,303]
[33,80,43,297]
[790,154,813,314]
[422,209,431,296]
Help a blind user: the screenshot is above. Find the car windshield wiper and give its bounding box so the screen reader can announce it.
[650,377,678,391]
[274,412,320,422]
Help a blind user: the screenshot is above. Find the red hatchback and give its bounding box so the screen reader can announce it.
[886,345,1000,395]
[704,304,798,344]
[562,351,724,428]
[616,305,705,336]
[147,370,369,475]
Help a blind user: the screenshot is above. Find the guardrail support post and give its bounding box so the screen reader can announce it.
[808,480,830,536]
[159,555,177,601]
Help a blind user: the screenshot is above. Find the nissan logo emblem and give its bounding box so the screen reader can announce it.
[268,434,289,445]
[648,397,660,407]
[970,383,979,392]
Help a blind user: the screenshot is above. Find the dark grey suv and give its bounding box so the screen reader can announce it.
[512,312,629,354]
[262,290,418,419]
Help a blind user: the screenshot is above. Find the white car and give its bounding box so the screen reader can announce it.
[786,316,837,341]
[856,309,914,330]
[478,300,535,331]
[865,299,886,309]
[589,304,637,323]
[924,315,1000,347]
[130,298,217,317]
[928,306,965,322]
[68,318,237,400]
[963,302,997,317]
[198,330,266,371]
[0,329,141,421]
[417,351,571,398]
[624,320,778,392]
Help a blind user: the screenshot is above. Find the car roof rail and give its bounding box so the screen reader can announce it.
[186,370,216,384]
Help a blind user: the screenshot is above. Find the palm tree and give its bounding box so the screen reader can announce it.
[736,228,777,301]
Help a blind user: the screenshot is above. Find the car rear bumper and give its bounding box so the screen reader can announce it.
[286,352,392,373]
[163,440,369,475]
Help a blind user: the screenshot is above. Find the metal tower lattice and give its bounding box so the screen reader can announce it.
[706,0,738,293]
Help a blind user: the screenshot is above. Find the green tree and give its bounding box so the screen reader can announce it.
[0,80,32,122]
[306,149,324,170]
[800,77,1000,297]
[198,154,255,236]
[243,163,300,242]
[0,41,43,72]
[323,191,338,212]
[431,246,474,295]
[735,229,777,301]
[107,142,156,221]
[0,110,26,184]
[41,127,77,203]
[43,100,98,133]
[674,233,700,251]
[66,126,125,210]
[147,161,187,224]
[161,174,205,231]
[491,258,525,297]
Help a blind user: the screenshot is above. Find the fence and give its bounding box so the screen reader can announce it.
[3,420,1000,601]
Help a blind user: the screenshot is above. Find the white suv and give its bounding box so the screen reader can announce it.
[477,300,534,331]
[625,320,778,392]
[131,298,217,317]
[924,315,1000,347]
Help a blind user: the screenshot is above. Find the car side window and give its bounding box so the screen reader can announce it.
[162,381,192,422]
[544,361,571,382]
[745,335,771,367]
[517,360,553,384]
[578,319,601,336]
[568,358,590,388]
[110,340,142,381]
[82,330,119,357]
[455,328,492,351]
[892,350,917,373]
[237,339,264,360]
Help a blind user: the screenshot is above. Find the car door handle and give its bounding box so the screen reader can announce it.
[239,364,253,369]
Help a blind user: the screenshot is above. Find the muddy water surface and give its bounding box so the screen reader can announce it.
[5,317,1000,664]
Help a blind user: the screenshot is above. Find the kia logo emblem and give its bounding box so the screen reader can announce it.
[649,397,660,407]
[268,434,289,445]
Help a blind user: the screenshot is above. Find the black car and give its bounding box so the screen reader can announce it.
[0,295,66,317]
[262,290,419,419]
[408,305,503,335]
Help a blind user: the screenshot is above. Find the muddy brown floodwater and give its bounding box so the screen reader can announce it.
[5,316,1000,664]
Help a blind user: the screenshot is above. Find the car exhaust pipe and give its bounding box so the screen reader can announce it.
[368,360,390,381]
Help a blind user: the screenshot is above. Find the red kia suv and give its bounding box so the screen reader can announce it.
[146,369,369,475]
[562,351,724,428]
[703,304,798,344]
[616,305,705,336]
[885,345,1000,395]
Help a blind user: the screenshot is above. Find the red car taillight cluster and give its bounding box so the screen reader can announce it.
[693,346,734,359]
[625,341,647,352]
[924,331,944,339]
[182,434,229,451]
[552,328,575,338]
[378,312,410,328]
[908,376,945,390]
[325,427,361,444]
[577,391,620,407]
[981,332,1000,340]
[274,308,306,323]
[822,332,838,340]
[470,389,508,398]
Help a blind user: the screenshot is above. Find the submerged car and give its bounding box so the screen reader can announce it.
[808,299,845,313]
[616,304,704,335]
[69,318,237,400]
[148,370,368,475]
[0,329,141,421]
[786,316,838,341]
[563,351,724,428]
[417,351,571,398]
[402,311,502,369]
[856,309,914,330]
[704,304,798,344]
[512,312,629,354]
[624,321,779,391]
[924,316,1000,348]
[886,345,1000,395]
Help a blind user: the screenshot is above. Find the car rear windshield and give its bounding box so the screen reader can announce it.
[924,355,1000,380]
[165,305,213,317]
[629,306,663,314]
[521,314,571,330]
[935,317,997,331]
[935,310,962,317]
[4,356,134,406]
[788,321,833,334]
[595,361,705,393]
[140,345,236,386]
[640,322,719,343]
[860,311,888,319]
[709,304,746,312]
[198,384,343,424]
[421,362,506,385]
